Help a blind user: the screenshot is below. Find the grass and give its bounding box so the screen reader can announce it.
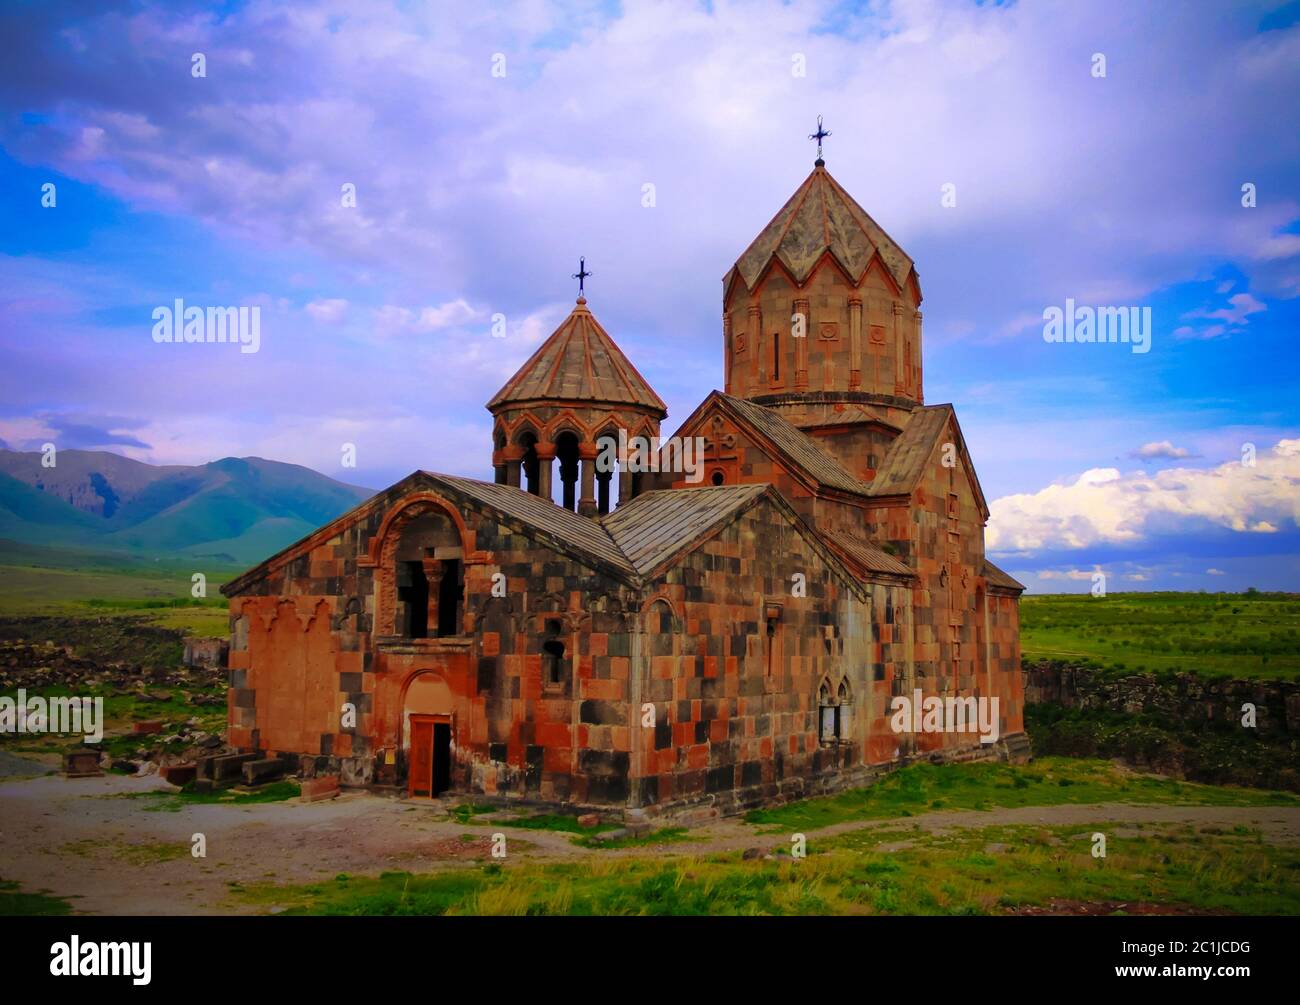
[232,819,1300,916]
[741,757,1299,833]
[0,558,235,637]
[0,878,74,916]
[1021,591,1300,680]
[111,780,301,812]
[571,827,698,849]
[488,813,622,835]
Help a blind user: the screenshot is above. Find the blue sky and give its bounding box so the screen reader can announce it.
[0,0,1297,592]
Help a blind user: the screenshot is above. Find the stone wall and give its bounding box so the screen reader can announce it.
[1023,660,1299,791]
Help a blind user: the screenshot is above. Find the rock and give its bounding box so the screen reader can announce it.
[577,813,601,829]
[160,763,197,787]
[300,775,341,803]
[742,847,763,860]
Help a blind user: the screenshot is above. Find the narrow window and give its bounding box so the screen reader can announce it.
[397,560,429,639]
[436,558,463,637]
[819,681,836,743]
[765,604,782,676]
[543,618,566,687]
[772,331,781,381]
[836,680,852,742]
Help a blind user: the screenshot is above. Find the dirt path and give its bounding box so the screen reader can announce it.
[2,771,1297,915]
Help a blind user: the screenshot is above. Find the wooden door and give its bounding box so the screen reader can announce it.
[409,717,434,797]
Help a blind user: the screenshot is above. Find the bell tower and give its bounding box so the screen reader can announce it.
[722,123,923,433]
[486,262,666,516]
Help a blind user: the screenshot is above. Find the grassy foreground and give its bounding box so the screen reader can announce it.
[230,758,1300,916]
[1020,591,1300,680]
[232,819,1298,917]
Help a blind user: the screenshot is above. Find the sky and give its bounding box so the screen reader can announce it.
[0,0,1297,593]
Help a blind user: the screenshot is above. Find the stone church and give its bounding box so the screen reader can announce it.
[222,150,1027,816]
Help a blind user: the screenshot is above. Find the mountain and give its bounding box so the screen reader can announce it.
[0,449,374,566]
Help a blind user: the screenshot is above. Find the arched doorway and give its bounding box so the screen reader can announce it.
[404,672,453,798]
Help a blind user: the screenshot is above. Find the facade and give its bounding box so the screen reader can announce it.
[221,157,1027,817]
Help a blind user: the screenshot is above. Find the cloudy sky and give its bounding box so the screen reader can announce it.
[1,0,1297,592]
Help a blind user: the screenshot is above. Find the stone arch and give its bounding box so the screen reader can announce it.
[371,494,472,637]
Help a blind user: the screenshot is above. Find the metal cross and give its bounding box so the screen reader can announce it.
[572,257,591,295]
[809,115,831,163]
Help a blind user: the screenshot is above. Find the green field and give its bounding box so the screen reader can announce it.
[1021,591,1300,680]
[0,541,238,637]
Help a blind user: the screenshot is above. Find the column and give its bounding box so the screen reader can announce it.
[749,304,764,385]
[536,444,555,502]
[503,446,523,488]
[722,312,732,392]
[892,302,906,395]
[848,297,862,389]
[578,445,598,517]
[793,297,809,388]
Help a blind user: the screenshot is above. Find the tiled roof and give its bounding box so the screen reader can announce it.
[601,484,767,575]
[867,404,952,496]
[982,559,1025,592]
[727,164,915,293]
[486,297,667,416]
[718,394,868,495]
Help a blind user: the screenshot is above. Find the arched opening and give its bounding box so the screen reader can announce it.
[711,469,725,486]
[594,425,620,516]
[493,429,508,484]
[518,429,540,496]
[555,430,581,511]
[404,672,453,798]
[394,511,463,639]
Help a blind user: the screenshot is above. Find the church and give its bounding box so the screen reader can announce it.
[221,139,1027,816]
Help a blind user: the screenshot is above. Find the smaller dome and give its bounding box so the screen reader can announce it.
[487,298,667,417]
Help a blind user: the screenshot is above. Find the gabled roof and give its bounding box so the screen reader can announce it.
[726,163,916,295]
[866,404,990,518]
[222,470,637,596]
[486,297,667,416]
[982,559,1026,593]
[428,474,635,577]
[677,391,869,497]
[601,483,767,576]
[602,484,866,597]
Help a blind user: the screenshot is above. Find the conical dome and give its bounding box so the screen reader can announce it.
[725,162,916,296]
[487,297,666,415]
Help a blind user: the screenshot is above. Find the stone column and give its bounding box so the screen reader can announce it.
[892,302,906,396]
[578,445,598,517]
[848,297,862,389]
[749,304,764,385]
[914,310,924,401]
[617,464,632,508]
[793,297,809,388]
[722,312,732,392]
[536,444,555,502]
[503,446,523,488]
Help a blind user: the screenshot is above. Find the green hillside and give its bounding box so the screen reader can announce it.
[0,450,373,566]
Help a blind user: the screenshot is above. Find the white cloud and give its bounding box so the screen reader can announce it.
[988,439,1300,554]
[305,298,349,323]
[1206,568,1226,575]
[1129,440,1195,460]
